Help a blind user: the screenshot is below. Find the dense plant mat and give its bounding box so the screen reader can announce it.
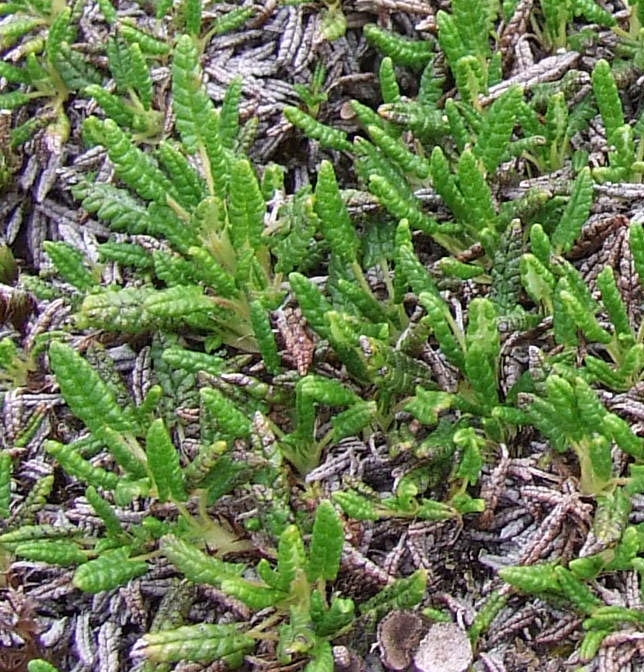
[6,1,644,671]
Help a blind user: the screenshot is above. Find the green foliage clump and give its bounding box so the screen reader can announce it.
[7,2,644,670]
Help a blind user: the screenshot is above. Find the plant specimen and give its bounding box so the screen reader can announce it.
[139,501,352,669]
[0,336,426,668]
[0,3,89,151]
[172,0,255,51]
[0,337,35,388]
[534,0,616,50]
[590,58,644,183]
[87,34,163,142]
[293,61,329,119]
[62,36,285,359]
[7,0,644,670]
[320,0,347,41]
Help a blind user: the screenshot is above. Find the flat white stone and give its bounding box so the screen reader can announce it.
[412,623,473,672]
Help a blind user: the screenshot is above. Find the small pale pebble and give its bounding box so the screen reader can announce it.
[412,623,473,672]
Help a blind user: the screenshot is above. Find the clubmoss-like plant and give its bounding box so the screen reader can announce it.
[149,500,349,669]
[171,0,255,51]
[9,2,644,669]
[518,83,596,174]
[0,4,89,149]
[535,0,616,50]
[284,10,640,528]
[499,488,644,661]
[0,2,184,155]
[61,36,284,360]
[590,59,644,183]
[363,23,434,71]
[522,218,644,392]
[436,0,500,107]
[294,61,329,119]
[517,372,643,495]
[0,340,254,589]
[87,34,163,141]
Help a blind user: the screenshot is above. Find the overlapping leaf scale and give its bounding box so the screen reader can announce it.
[172,34,228,199]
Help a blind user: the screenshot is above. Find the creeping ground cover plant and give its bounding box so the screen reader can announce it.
[8,0,644,670]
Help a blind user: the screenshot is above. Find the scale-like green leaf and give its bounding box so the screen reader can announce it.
[475,86,522,174]
[315,161,359,261]
[134,623,255,663]
[146,419,187,502]
[43,241,94,291]
[219,76,242,149]
[172,34,227,198]
[250,301,281,375]
[14,540,88,566]
[99,118,175,205]
[284,106,352,151]
[119,23,171,55]
[289,272,333,340]
[551,167,593,254]
[161,534,244,585]
[27,660,62,672]
[200,387,252,438]
[592,59,624,144]
[229,158,265,250]
[49,342,135,435]
[379,56,400,103]
[457,149,497,237]
[73,548,148,593]
[307,500,344,582]
[364,23,433,69]
[0,452,11,519]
